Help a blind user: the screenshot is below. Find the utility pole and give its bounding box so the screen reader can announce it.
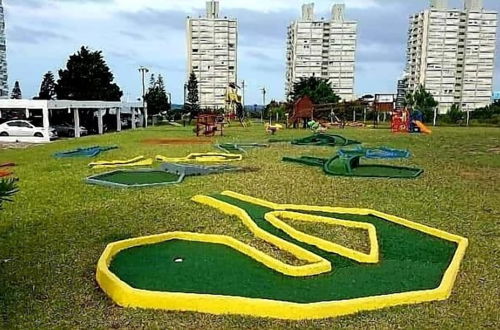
[261,87,266,124]
[138,66,149,128]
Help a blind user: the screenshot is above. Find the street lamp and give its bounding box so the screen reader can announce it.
[138,66,149,128]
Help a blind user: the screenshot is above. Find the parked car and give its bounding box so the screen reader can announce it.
[53,123,88,137]
[0,120,57,139]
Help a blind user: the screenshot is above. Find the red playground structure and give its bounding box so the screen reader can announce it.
[391,109,410,133]
[195,114,225,137]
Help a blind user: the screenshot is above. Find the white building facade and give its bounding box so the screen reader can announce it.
[286,3,357,101]
[406,0,497,113]
[187,1,237,110]
[0,0,8,98]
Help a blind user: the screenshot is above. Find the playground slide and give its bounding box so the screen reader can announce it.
[414,121,432,134]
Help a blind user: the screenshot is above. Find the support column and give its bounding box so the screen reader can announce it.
[116,108,122,132]
[73,108,81,138]
[131,108,136,129]
[42,104,50,142]
[97,109,104,135]
[144,103,148,128]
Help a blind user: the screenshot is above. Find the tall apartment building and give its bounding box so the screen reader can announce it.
[187,1,237,110]
[406,0,497,113]
[0,0,8,98]
[286,3,357,101]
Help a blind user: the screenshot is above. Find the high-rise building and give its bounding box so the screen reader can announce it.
[286,3,357,101]
[0,0,8,98]
[406,0,497,113]
[187,1,237,110]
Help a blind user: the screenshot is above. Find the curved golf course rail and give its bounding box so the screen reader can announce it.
[96,191,468,320]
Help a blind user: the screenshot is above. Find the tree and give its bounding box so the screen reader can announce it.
[185,72,200,122]
[144,74,170,117]
[55,46,122,101]
[288,76,340,104]
[405,85,438,124]
[446,104,464,124]
[37,71,56,100]
[10,81,22,99]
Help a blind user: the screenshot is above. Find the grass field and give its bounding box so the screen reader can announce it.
[0,124,499,329]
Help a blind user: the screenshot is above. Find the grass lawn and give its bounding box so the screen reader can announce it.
[0,124,498,328]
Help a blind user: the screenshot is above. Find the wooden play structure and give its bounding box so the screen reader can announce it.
[195,114,225,137]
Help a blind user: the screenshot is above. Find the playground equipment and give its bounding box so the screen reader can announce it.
[225,83,246,126]
[54,146,118,158]
[96,191,468,320]
[339,146,411,159]
[265,123,283,135]
[89,156,154,169]
[391,109,432,134]
[283,154,423,179]
[216,143,269,154]
[86,164,243,188]
[195,115,225,137]
[156,153,242,163]
[291,133,360,147]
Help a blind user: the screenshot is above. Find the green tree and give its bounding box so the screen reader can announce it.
[144,74,170,117]
[446,104,464,124]
[185,72,200,122]
[288,76,340,104]
[37,71,56,100]
[0,179,18,210]
[405,85,438,123]
[55,46,122,101]
[10,81,22,99]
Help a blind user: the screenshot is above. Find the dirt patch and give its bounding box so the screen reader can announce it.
[142,138,214,146]
[0,142,37,150]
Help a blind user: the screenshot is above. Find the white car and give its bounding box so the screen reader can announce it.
[0,120,57,138]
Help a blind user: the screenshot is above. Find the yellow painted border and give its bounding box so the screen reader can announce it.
[96,191,468,320]
[89,156,154,169]
[156,153,243,163]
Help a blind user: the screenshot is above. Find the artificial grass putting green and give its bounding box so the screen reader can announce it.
[109,194,457,303]
[284,155,423,179]
[89,170,181,186]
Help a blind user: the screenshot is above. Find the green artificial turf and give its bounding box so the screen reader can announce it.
[0,124,498,328]
[92,171,181,185]
[110,195,457,303]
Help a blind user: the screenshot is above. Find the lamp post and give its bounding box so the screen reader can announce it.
[261,87,266,124]
[138,66,149,128]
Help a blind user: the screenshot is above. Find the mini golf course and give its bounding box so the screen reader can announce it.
[87,164,244,188]
[291,133,361,147]
[284,155,423,179]
[87,169,183,188]
[88,156,154,169]
[216,143,269,154]
[97,191,468,320]
[156,153,243,163]
[339,146,411,159]
[54,146,118,158]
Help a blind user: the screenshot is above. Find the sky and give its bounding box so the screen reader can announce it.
[4,0,500,104]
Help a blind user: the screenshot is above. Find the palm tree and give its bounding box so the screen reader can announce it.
[0,179,18,210]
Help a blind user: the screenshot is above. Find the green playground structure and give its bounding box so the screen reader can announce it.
[291,133,361,147]
[283,154,423,179]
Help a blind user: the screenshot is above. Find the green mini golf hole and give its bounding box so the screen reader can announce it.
[88,170,182,187]
[108,194,458,304]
